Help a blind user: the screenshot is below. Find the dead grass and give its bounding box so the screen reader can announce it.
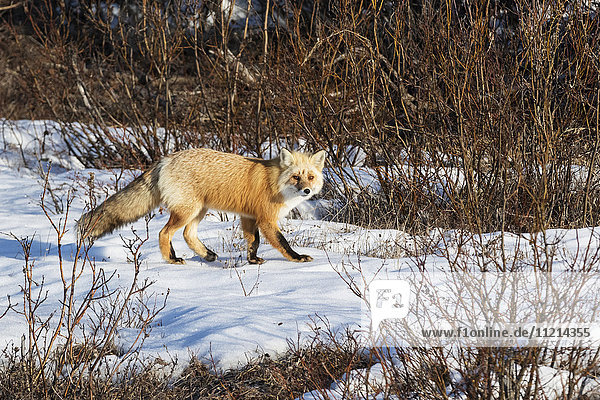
[0,324,371,400]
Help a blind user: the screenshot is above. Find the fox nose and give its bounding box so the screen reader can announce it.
[303,188,311,195]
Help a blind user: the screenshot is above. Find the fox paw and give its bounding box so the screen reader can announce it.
[168,257,186,265]
[248,256,265,265]
[204,250,217,262]
[295,254,313,262]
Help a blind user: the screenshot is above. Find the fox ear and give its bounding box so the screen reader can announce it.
[310,150,326,170]
[280,148,294,167]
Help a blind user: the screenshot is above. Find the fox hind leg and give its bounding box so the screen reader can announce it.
[183,208,217,262]
[159,209,192,264]
[241,217,264,264]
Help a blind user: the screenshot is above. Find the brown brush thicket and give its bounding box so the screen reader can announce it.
[1,0,600,234]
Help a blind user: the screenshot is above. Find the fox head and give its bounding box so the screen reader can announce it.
[277,148,326,202]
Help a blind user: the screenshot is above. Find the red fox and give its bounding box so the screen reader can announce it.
[78,148,326,264]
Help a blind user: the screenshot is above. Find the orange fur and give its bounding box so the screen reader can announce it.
[78,148,326,264]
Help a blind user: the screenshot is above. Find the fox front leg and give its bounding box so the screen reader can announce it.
[258,222,313,263]
[241,217,264,264]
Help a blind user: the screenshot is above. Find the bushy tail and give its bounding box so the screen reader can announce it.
[78,164,162,241]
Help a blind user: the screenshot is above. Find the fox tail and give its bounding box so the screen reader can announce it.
[77,164,162,241]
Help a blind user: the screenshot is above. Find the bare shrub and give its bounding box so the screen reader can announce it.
[2,0,599,232]
[284,0,600,233]
[0,168,168,399]
[173,321,370,399]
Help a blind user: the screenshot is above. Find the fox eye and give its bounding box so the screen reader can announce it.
[308,175,314,181]
[292,175,300,181]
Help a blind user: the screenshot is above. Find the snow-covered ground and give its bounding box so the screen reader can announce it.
[2,119,600,399]
[0,120,394,372]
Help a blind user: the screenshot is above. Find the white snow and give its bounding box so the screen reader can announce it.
[0,120,392,373]
[2,119,600,399]
[0,161,381,371]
